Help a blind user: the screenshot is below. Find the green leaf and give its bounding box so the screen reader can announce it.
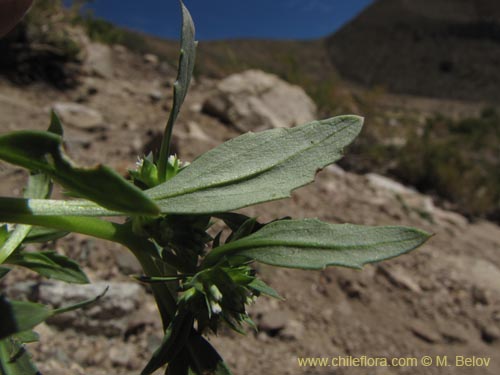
[11,331,39,344]
[0,130,159,215]
[24,227,68,243]
[0,297,52,340]
[0,226,7,247]
[165,333,234,375]
[0,337,40,375]
[6,250,89,284]
[148,115,363,214]
[0,116,362,218]
[141,311,194,375]
[0,288,107,340]
[204,219,431,269]
[248,278,284,300]
[0,225,29,265]
[158,0,197,181]
[133,275,186,284]
[48,110,64,136]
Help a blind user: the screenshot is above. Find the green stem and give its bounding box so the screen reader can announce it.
[0,214,130,245]
[157,100,177,183]
[1,214,178,324]
[0,197,119,217]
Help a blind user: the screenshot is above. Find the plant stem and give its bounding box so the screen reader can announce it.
[1,214,178,323]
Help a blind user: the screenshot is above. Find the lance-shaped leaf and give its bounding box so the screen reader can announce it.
[0,116,362,218]
[157,0,197,180]
[166,333,233,375]
[6,250,89,284]
[141,310,194,375]
[0,337,40,375]
[0,130,159,215]
[148,115,363,214]
[203,219,431,269]
[24,226,68,243]
[0,289,107,340]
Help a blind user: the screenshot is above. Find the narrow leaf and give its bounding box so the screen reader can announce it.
[0,288,107,340]
[6,250,89,284]
[141,311,193,375]
[0,225,7,247]
[249,278,284,300]
[48,110,64,136]
[166,333,233,375]
[158,0,197,181]
[149,116,363,214]
[0,338,40,375]
[11,331,39,344]
[0,225,30,265]
[133,275,187,284]
[0,116,361,218]
[24,227,68,243]
[0,131,159,215]
[52,286,108,315]
[0,297,52,340]
[204,219,431,269]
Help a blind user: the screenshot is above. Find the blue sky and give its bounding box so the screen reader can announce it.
[75,0,373,40]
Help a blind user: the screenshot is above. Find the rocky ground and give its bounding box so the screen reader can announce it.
[0,41,499,375]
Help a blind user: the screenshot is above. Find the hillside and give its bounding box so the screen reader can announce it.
[1,0,499,221]
[1,40,499,373]
[326,0,500,102]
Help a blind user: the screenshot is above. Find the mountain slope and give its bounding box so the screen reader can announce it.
[326,0,500,101]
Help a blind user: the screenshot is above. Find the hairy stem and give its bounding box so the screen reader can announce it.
[1,214,178,324]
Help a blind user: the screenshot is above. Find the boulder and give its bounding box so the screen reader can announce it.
[85,42,114,79]
[203,70,316,132]
[37,281,143,336]
[143,53,159,66]
[52,102,104,130]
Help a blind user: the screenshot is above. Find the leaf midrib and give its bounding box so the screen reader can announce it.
[148,118,356,201]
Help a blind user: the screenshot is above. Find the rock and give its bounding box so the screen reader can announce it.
[481,324,500,344]
[113,44,127,54]
[438,255,500,296]
[149,89,163,102]
[432,207,468,228]
[190,102,203,112]
[202,70,316,132]
[408,321,441,343]
[85,43,114,79]
[437,319,470,343]
[366,173,438,221]
[38,281,143,336]
[378,265,422,293]
[258,310,291,336]
[279,319,304,341]
[53,102,104,130]
[471,286,490,306]
[4,280,38,300]
[143,53,159,65]
[367,173,416,196]
[114,248,142,275]
[186,121,212,142]
[109,344,140,369]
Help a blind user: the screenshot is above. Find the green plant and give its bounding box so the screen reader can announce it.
[0,2,430,374]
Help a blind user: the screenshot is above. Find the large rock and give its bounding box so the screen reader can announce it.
[202,70,317,132]
[38,281,144,336]
[85,42,114,79]
[52,102,104,130]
